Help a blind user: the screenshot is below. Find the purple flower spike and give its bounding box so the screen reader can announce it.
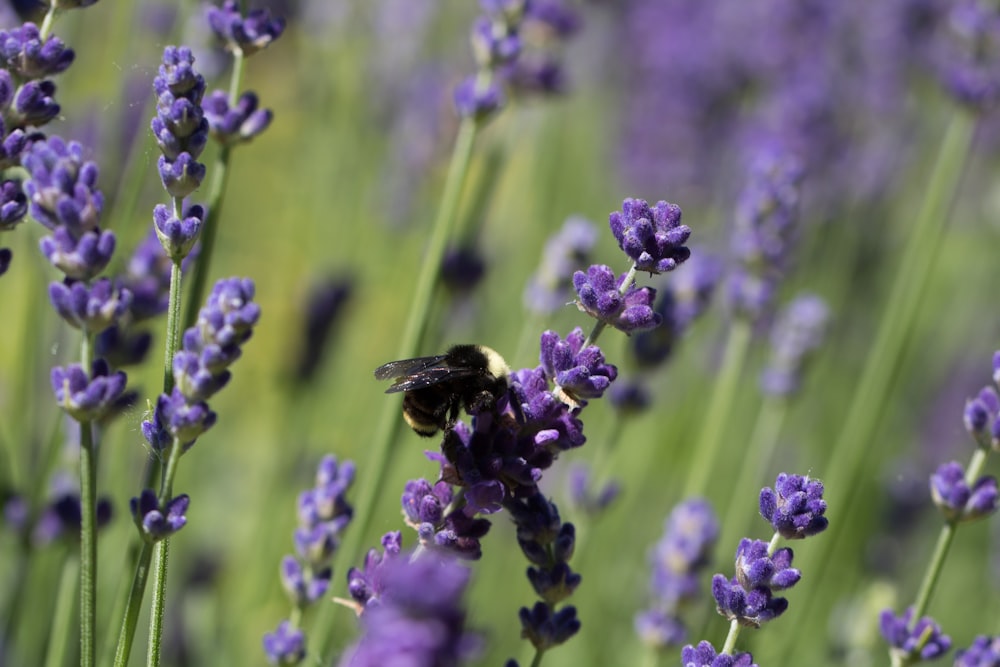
[573,265,662,334]
[733,539,800,592]
[157,153,206,198]
[711,573,788,628]
[539,328,617,404]
[153,203,203,261]
[0,24,75,80]
[0,248,10,277]
[759,473,829,539]
[143,388,217,450]
[0,179,28,228]
[471,16,522,69]
[681,641,758,667]
[11,79,59,128]
[955,635,1000,666]
[280,555,331,606]
[965,385,1000,449]
[346,531,403,608]
[51,359,128,422]
[937,0,1000,110]
[129,489,189,541]
[518,602,580,652]
[880,608,952,662]
[39,227,116,281]
[203,90,273,146]
[338,555,480,667]
[262,620,306,666]
[49,278,132,333]
[22,136,103,233]
[608,198,690,275]
[454,76,503,121]
[929,461,999,523]
[206,0,286,57]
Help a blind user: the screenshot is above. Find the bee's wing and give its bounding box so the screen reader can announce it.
[374,354,449,381]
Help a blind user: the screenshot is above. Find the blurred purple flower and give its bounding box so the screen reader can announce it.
[880,607,952,662]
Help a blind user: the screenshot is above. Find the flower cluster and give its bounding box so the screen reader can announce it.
[963,352,1000,449]
[500,0,581,97]
[141,277,260,451]
[608,198,691,275]
[934,0,1000,111]
[635,498,718,648]
[454,0,527,120]
[263,455,355,665]
[759,294,830,398]
[681,641,758,667]
[954,635,1000,665]
[338,553,479,667]
[206,0,286,57]
[691,473,826,663]
[401,478,491,559]
[880,608,952,663]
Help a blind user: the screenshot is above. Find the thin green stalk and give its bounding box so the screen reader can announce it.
[720,618,741,655]
[79,331,97,667]
[320,114,482,661]
[38,5,58,38]
[781,109,976,660]
[112,543,154,667]
[162,259,183,393]
[45,551,79,667]
[146,435,184,667]
[530,648,544,667]
[681,320,754,498]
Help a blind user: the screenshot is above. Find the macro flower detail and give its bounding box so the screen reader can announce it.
[964,384,1000,450]
[39,226,116,281]
[0,179,28,229]
[572,264,661,334]
[50,359,127,422]
[0,23,75,79]
[711,573,789,628]
[539,328,617,404]
[262,620,306,666]
[401,478,491,559]
[48,278,132,333]
[880,608,952,662]
[759,473,829,539]
[143,388,216,449]
[206,0,286,57]
[338,554,480,667]
[954,635,1000,666]
[129,489,189,542]
[929,461,999,522]
[202,90,273,145]
[608,198,690,274]
[153,202,203,261]
[346,531,403,609]
[681,641,758,667]
[733,539,800,592]
[152,46,208,195]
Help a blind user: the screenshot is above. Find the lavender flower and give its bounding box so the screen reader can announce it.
[453,78,503,121]
[608,198,691,274]
[202,90,273,145]
[152,202,204,262]
[635,498,718,648]
[880,608,952,662]
[0,23,75,79]
[152,46,208,200]
[759,473,829,540]
[929,461,999,522]
[681,641,758,667]
[524,216,598,315]
[48,278,131,333]
[954,635,1000,666]
[935,0,1000,110]
[572,264,661,333]
[339,554,479,667]
[206,0,286,57]
[262,621,305,666]
[129,489,189,542]
[345,531,403,609]
[759,294,830,398]
[538,327,617,405]
[33,491,113,545]
[401,478,491,559]
[50,359,127,422]
[964,384,1000,450]
[0,179,27,228]
[565,462,619,517]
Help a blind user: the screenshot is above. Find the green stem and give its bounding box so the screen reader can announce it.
[112,543,154,667]
[38,5,58,38]
[681,320,754,498]
[327,115,482,645]
[530,648,545,667]
[780,109,976,660]
[720,618,741,655]
[146,539,168,667]
[45,550,79,667]
[79,331,97,667]
[162,260,183,393]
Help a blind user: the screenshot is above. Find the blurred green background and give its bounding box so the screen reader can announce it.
[3,1,1000,666]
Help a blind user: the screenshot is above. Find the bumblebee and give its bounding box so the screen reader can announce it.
[374,344,511,437]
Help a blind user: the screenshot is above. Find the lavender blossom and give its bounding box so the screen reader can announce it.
[453,78,503,121]
[33,491,113,545]
[202,90,273,145]
[152,46,208,199]
[129,489,189,542]
[401,478,491,559]
[152,203,204,262]
[608,198,691,274]
[935,0,1000,110]
[635,498,718,648]
[0,23,75,79]
[262,621,305,666]
[964,384,1000,450]
[572,264,661,333]
[48,278,131,333]
[339,553,480,667]
[51,359,127,422]
[880,608,952,662]
[524,216,598,315]
[345,531,403,609]
[681,641,758,667]
[759,473,829,540]
[929,461,999,522]
[539,327,617,404]
[954,635,1000,666]
[0,179,27,228]
[206,0,286,57]
[759,294,830,398]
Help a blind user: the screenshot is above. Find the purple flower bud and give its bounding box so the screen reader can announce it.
[51,359,128,422]
[518,602,579,652]
[156,153,206,198]
[609,198,690,274]
[34,492,113,544]
[0,179,28,229]
[441,245,487,293]
[965,385,1000,449]
[143,388,217,450]
[759,473,829,539]
[733,539,800,591]
[154,46,205,99]
[279,555,330,607]
[49,278,132,333]
[880,607,952,662]
[539,328,617,404]
[471,16,521,68]
[453,77,503,121]
[202,90,273,146]
[573,265,662,333]
[22,136,103,233]
[608,380,650,413]
[936,0,1000,110]
[153,202,204,260]
[402,479,451,527]
[39,227,116,281]
[11,79,59,127]
[206,0,286,56]
[681,640,758,667]
[0,23,75,79]
[929,461,999,522]
[954,635,1000,666]
[711,573,788,628]
[194,277,261,349]
[262,620,306,666]
[346,531,403,608]
[500,56,566,96]
[129,489,189,541]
